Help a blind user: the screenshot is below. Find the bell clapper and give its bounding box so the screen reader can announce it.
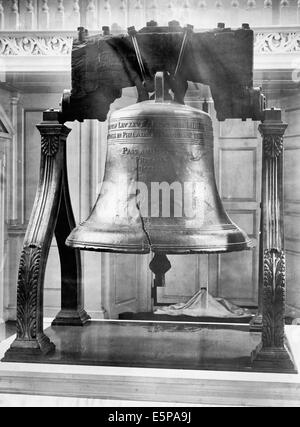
[149,254,172,308]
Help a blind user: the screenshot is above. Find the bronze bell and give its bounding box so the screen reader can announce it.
[67,72,253,254]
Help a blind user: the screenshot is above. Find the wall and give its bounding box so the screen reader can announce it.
[280,92,300,310]
[0,86,13,323]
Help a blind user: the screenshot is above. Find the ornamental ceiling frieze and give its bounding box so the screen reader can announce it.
[0,30,299,57]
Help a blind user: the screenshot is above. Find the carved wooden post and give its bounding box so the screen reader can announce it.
[215,0,224,25]
[0,1,4,30]
[130,0,144,28]
[3,111,90,362]
[25,0,35,30]
[56,0,65,29]
[52,129,91,327]
[251,108,296,373]
[263,0,273,26]
[147,0,158,23]
[87,0,97,30]
[197,1,207,28]
[167,0,175,22]
[248,0,256,6]
[230,0,240,27]
[40,0,50,30]
[280,0,290,25]
[10,0,19,30]
[182,0,191,25]
[73,0,81,29]
[119,0,128,30]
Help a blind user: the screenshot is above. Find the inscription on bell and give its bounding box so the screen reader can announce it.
[108,119,151,130]
[122,130,153,139]
[108,118,205,142]
[122,147,162,156]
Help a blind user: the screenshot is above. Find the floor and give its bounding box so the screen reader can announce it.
[0,322,15,343]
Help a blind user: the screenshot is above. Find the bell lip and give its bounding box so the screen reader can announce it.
[65,238,151,255]
[65,238,254,255]
[150,239,255,255]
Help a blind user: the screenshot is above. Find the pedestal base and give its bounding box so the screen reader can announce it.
[2,334,55,363]
[52,309,91,327]
[251,343,297,374]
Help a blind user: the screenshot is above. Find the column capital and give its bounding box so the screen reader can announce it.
[36,122,71,138]
[10,94,20,105]
[259,108,288,131]
[36,110,71,157]
[259,108,288,159]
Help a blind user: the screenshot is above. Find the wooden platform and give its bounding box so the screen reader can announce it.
[6,321,263,371]
[0,322,300,406]
[1,320,297,372]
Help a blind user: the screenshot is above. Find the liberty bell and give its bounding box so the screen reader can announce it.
[67,72,253,254]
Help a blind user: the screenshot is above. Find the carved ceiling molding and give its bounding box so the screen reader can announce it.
[255,31,300,54]
[0,31,299,58]
[0,36,73,56]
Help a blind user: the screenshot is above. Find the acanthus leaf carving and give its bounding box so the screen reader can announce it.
[263,135,284,158]
[16,245,42,341]
[41,135,60,157]
[274,251,286,348]
[262,249,286,349]
[262,250,273,347]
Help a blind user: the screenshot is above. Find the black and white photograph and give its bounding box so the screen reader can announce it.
[0,0,299,409]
